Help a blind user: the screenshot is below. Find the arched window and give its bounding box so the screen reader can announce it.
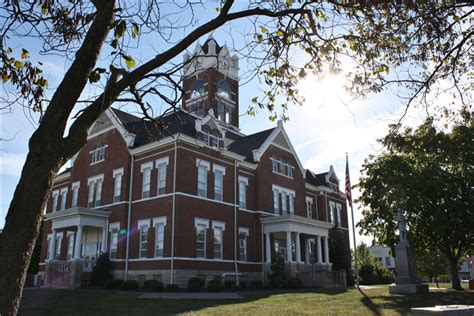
[190,80,206,99]
[217,79,231,100]
[218,100,233,124]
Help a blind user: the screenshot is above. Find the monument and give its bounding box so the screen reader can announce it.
[389,209,429,294]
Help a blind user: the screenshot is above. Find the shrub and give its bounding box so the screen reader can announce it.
[239,280,248,289]
[187,277,205,292]
[104,279,123,289]
[91,253,113,286]
[166,284,179,292]
[250,280,263,289]
[144,280,163,292]
[207,280,223,292]
[287,277,303,289]
[267,254,287,289]
[358,264,395,285]
[120,279,139,290]
[223,279,235,289]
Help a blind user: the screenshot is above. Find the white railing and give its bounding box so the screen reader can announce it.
[82,260,96,272]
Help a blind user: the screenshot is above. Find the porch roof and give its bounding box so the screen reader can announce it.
[45,206,111,230]
[261,214,334,236]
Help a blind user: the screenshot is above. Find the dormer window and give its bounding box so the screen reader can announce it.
[202,131,220,148]
[90,143,107,164]
[271,156,294,178]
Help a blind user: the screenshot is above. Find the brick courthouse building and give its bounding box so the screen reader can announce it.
[39,39,350,287]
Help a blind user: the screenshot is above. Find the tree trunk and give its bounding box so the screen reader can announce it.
[0,147,64,315]
[449,258,463,290]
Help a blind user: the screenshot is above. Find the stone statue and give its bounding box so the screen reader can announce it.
[396,208,407,241]
[389,208,429,294]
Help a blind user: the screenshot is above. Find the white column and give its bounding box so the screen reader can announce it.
[295,232,301,263]
[305,239,310,264]
[74,225,83,259]
[50,229,57,260]
[286,231,293,262]
[324,236,330,264]
[265,233,271,263]
[101,227,107,254]
[316,235,322,264]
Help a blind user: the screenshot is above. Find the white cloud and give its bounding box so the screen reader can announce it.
[0,153,27,177]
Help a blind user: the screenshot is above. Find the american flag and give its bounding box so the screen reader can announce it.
[345,154,352,207]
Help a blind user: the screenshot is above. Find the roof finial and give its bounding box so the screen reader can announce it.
[277,119,283,127]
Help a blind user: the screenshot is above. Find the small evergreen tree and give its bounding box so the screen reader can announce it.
[329,227,353,285]
[91,253,113,286]
[267,253,287,288]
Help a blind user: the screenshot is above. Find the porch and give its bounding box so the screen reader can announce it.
[43,206,111,288]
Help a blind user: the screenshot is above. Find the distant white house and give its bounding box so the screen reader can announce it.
[459,255,474,281]
[369,244,395,271]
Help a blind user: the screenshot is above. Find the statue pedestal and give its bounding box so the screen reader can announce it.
[389,240,429,294]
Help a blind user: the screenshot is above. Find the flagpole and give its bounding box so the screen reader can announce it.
[346,153,360,289]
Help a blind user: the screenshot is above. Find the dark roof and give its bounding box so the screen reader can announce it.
[305,170,328,186]
[201,38,222,54]
[117,109,198,148]
[110,107,141,125]
[227,127,275,162]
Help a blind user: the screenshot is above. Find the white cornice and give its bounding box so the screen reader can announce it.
[53,172,71,184]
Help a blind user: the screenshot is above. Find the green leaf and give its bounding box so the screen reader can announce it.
[132,23,140,39]
[2,74,9,83]
[14,61,24,69]
[261,27,267,34]
[89,72,101,83]
[123,55,135,68]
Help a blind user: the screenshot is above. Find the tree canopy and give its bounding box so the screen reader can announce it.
[357,119,474,290]
[0,1,473,314]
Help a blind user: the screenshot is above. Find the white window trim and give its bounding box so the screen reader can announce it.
[109,222,120,232]
[155,156,170,167]
[329,201,336,224]
[238,176,248,185]
[138,219,151,229]
[153,217,167,258]
[196,159,210,170]
[140,161,154,172]
[138,219,150,259]
[87,174,105,184]
[336,203,342,226]
[90,144,108,165]
[60,187,68,210]
[238,227,249,235]
[52,190,59,212]
[71,182,80,207]
[212,164,226,175]
[66,231,75,259]
[153,216,167,227]
[212,220,226,231]
[113,167,124,177]
[306,196,313,219]
[109,222,120,259]
[195,218,210,228]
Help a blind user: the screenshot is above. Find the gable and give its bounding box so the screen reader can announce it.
[273,132,291,150]
[89,112,114,136]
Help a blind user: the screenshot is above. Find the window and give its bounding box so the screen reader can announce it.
[306,197,313,219]
[217,79,231,100]
[87,175,104,208]
[195,218,209,258]
[270,157,294,178]
[141,162,153,198]
[273,189,280,214]
[52,190,59,212]
[289,193,294,214]
[202,131,220,148]
[71,182,80,207]
[67,233,75,260]
[272,185,295,216]
[154,221,165,257]
[217,101,233,124]
[385,257,391,267]
[155,157,169,195]
[138,220,150,258]
[239,227,249,261]
[109,223,120,259]
[329,202,335,224]
[47,236,52,260]
[90,143,107,164]
[60,188,68,210]
[196,160,210,197]
[113,168,123,203]
[281,192,287,214]
[213,165,225,201]
[238,176,248,209]
[212,221,225,260]
[190,79,206,99]
[55,235,62,260]
[95,179,102,207]
[337,204,342,226]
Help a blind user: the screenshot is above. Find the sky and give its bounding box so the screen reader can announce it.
[0,2,433,248]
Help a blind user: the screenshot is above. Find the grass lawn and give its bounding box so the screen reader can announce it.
[19,286,473,316]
